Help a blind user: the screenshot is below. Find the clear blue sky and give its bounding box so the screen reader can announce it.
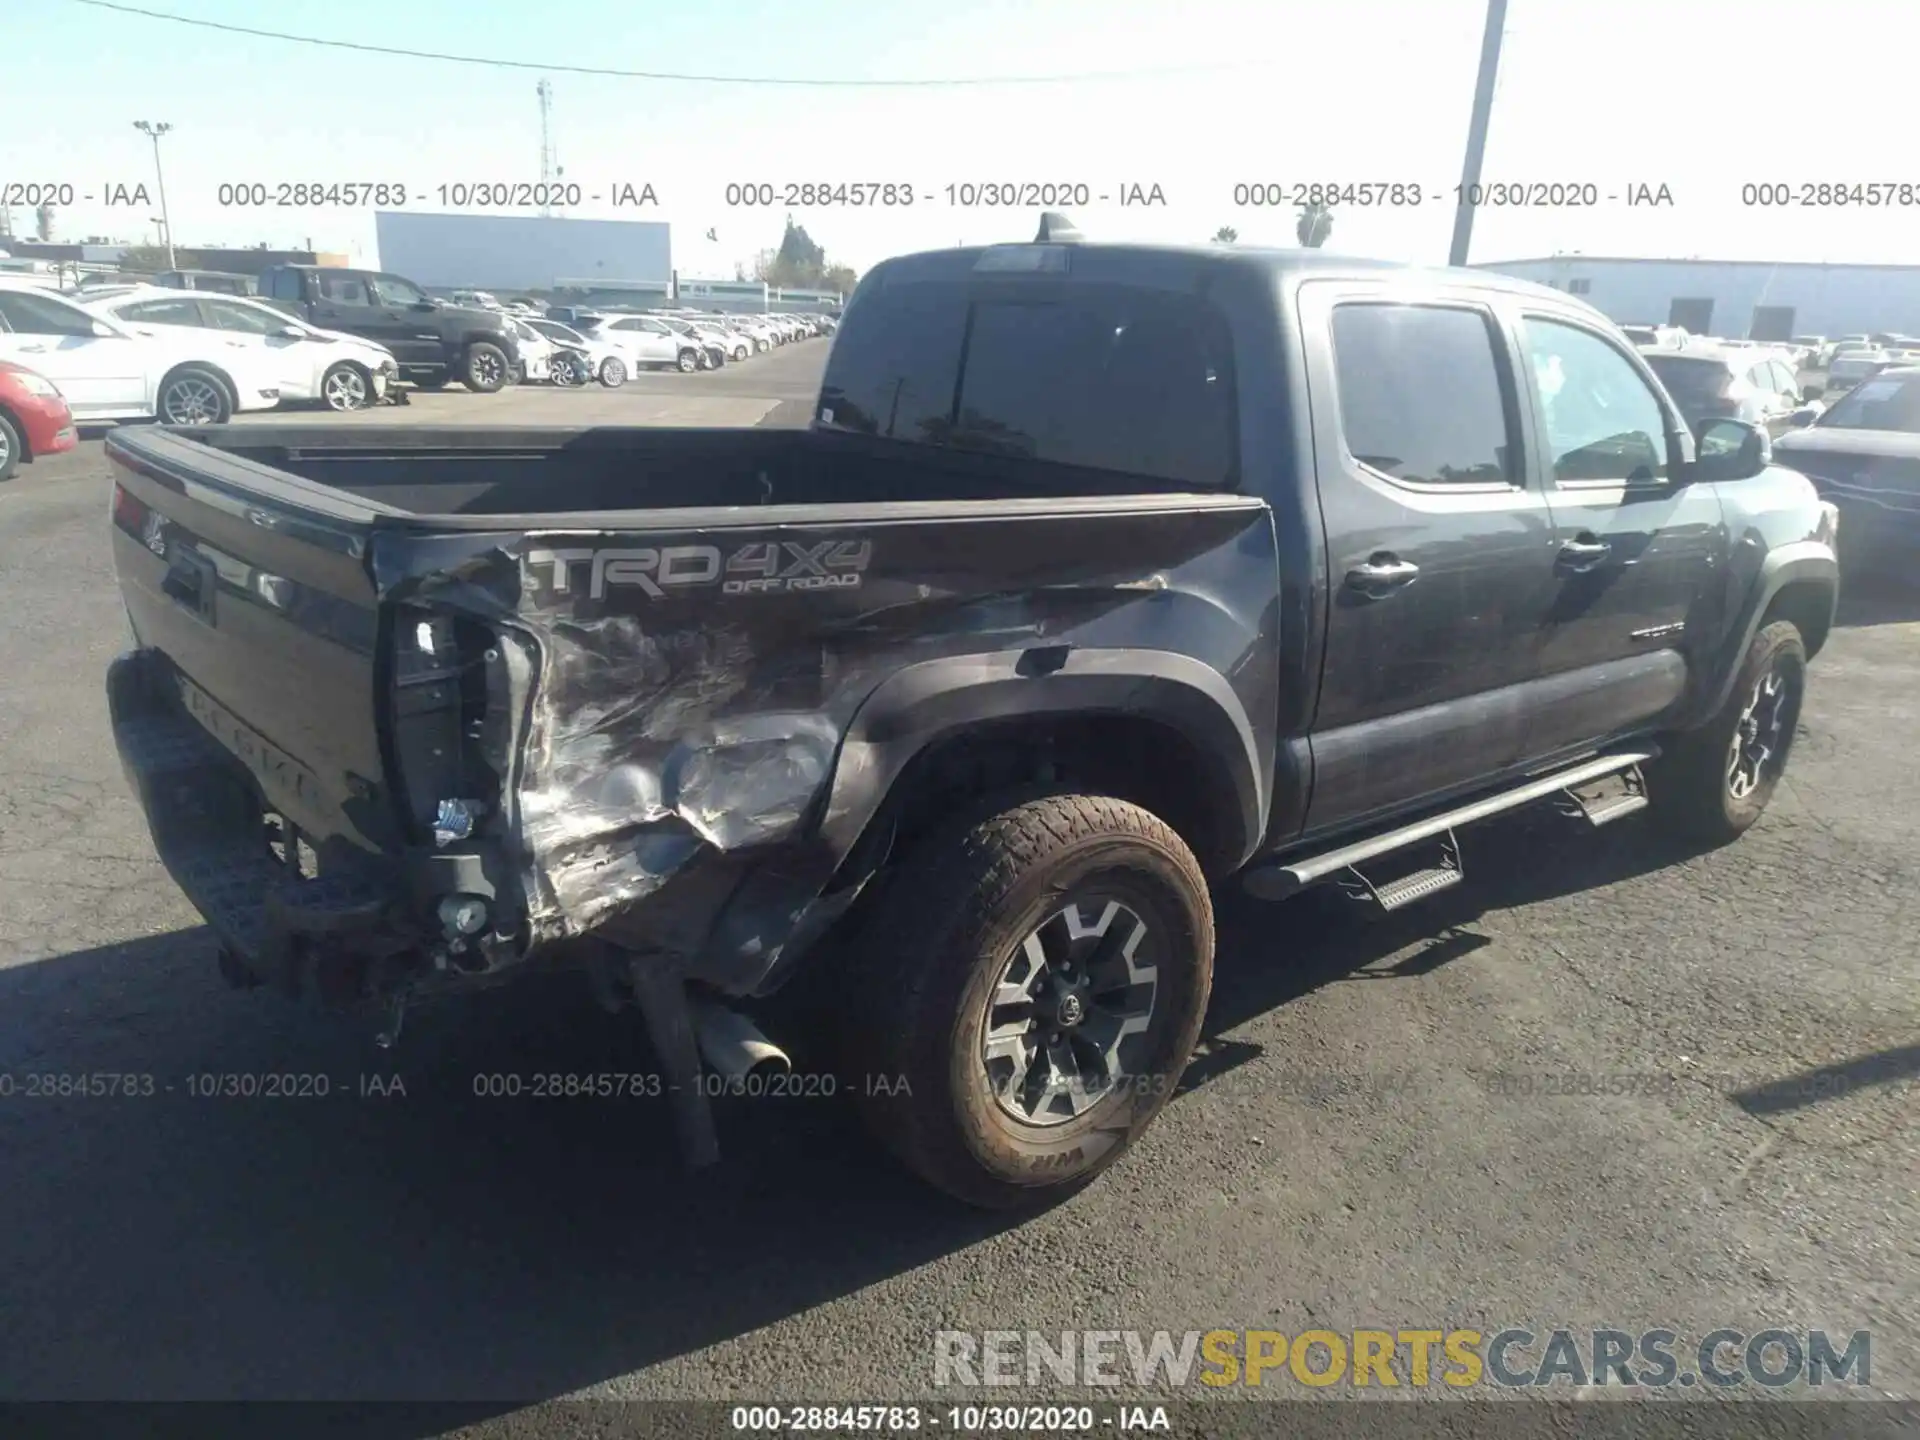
[8,0,1919,276]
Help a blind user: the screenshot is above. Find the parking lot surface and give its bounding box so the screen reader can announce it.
[0,346,1913,1412]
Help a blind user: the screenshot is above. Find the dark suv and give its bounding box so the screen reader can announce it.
[256,265,519,393]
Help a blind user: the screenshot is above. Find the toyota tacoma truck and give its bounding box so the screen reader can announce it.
[257,264,519,394]
[105,223,1839,1208]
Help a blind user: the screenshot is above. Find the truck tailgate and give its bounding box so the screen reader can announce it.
[105,426,401,856]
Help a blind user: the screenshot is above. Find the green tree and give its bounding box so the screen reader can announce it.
[751,217,857,295]
[1212,226,1238,244]
[116,245,170,274]
[1296,203,1333,248]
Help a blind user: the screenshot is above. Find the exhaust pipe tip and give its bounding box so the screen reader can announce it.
[693,1000,792,1083]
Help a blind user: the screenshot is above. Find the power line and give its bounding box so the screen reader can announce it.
[64,0,1269,87]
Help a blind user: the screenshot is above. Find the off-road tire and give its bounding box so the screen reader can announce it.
[463,341,510,393]
[845,791,1213,1209]
[1649,620,1807,845]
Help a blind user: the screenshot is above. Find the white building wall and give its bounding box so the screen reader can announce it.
[1478,258,1920,337]
[372,213,671,293]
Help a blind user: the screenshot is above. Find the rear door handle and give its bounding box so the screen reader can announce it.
[1345,556,1420,594]
[1557,538,1612,572]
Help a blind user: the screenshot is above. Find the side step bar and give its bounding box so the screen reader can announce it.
[1337,829,1464,913]
[1242,749,1658,903]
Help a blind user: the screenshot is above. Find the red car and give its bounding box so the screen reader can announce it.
[0,359,78,481]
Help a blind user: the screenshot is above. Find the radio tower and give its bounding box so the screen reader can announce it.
[537,79,559,216]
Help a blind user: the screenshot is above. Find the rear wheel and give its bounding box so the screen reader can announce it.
[156,367,233,425]
[844,792,1213,1209]
[1649,620,1807,845]
[599,357,628,387]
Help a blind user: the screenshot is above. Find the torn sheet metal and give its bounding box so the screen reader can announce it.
[373,501,1279,970]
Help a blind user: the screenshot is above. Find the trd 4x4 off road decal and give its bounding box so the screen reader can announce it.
[524,539,873,599]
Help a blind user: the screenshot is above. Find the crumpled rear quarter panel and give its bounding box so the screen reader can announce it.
[370,499,1278,966]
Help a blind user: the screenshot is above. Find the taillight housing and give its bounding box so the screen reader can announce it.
[111,480,148,533]
[387,604,497,846]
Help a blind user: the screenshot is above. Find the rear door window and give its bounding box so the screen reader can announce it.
[265,270,305,303]
[1328,302,1518,486]
[317,273,374,307]
[116,297,211,329]
[0,289,102,337]
[819,281,1237,488]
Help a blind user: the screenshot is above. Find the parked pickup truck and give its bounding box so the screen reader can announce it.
[257,264,519,393]
[104,226,1839,1208]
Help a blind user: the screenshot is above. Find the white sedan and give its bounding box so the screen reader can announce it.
[94,287,399,412]
[526,317,628,386]
[0,279,283,424]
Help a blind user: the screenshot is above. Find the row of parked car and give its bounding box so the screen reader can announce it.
[1626,326,1920,440]
[0,266,840,479]
[1613,324,1920,577]
[521,304,835,387]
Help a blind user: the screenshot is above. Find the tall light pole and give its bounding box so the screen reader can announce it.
[1447,0,1508,269]
[133,121,176,269]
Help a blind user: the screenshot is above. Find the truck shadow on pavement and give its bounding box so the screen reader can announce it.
[1204,805,1701,1041]
[1833,570,1920,628]
[0,808,1703,1412]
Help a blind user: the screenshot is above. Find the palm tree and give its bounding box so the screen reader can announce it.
[1296,203,1333,248]
[1211,226,1238,244]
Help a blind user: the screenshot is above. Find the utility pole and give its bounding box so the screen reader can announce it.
[537,80,559,216]
[1447,0,1508,269]
[134,121,177,268]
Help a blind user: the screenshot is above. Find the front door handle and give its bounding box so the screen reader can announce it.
[1345,556,1420,594]
[1557,537,1612,572]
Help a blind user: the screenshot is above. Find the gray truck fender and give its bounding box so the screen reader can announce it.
[1701,539,1839,718]
[817,647,1268,872]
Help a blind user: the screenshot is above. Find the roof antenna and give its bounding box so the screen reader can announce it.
[1034,211,1083,243]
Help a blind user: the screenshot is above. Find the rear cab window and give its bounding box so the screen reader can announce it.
[818,258,1239,489]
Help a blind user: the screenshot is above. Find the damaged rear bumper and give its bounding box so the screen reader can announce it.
[106,648,521,1002]
[106,646,857,1006]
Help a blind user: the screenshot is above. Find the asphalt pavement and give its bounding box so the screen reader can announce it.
[0,346,1913,1421]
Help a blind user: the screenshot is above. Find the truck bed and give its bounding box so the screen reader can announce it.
[148,423,1201,520]
[103,420,1278,991]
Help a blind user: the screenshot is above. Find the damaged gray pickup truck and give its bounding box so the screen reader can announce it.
[105,225,1839,1208]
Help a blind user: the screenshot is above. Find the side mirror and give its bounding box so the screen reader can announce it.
[91,320,118,338]
[278,325,305,339]
[411,300,437,312]
[1691,417,1770,481]
[1787,407,1820,429]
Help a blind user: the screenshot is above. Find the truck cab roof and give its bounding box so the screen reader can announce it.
[866,239,1577,310]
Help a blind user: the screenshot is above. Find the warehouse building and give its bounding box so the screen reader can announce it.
[551,276,844,314]
[1477,256,1920,340]
[373,212,671,295]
